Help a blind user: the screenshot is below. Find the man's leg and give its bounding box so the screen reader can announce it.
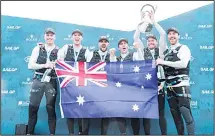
[116,118,126,135]
[143,118,150,135]
[167,89,184,135]
[27,79,44,134]
[78,118,83,135]
[67,118,74,135]
[158,91,167,135]
[44,79,57,135]
[101,118,110,135]
[177,87,195,135]
[82,118,90,135]
[130,118,140,135]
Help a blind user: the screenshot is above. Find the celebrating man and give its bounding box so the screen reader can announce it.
[110,38,143,135]
[157,27,195,135]
[133,11,167,135]
[57,29,92,135]
[27,28,58,135]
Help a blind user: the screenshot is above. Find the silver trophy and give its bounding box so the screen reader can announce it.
[138,4,157,33]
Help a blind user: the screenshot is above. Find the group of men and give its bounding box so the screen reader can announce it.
[27,13,195,135]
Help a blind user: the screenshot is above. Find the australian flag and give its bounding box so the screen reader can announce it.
[55,60,158,119]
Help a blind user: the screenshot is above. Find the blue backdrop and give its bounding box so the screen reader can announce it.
[1,3,214,135]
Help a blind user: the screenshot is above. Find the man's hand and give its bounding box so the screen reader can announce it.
[37,42,44,46]
[141,12,145,19]
[158,85,163,91]
[43,62,55,69]
[133,42,140,50]
[156,58,165,65]
[149,11,155,24]
[109,48,116,57]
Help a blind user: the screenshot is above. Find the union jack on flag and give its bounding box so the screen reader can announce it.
[55,60,108,88]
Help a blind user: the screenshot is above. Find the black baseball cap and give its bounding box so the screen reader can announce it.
[146,34,157,40]
[167,27,179,35]
[72,29,83,36]
[118,38,128,46]
[98,36,109,43]
[44,27,55,34]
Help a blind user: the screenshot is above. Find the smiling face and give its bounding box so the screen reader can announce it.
[72,32,83,46]
[168,31,179,45]
[147,37,158,49]
[44,32,55,45]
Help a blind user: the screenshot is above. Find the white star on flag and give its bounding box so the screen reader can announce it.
[132,104,139,111]
[116,82,122,88]
[145,73,152,80]
[76,95,85,105]
[133,65,140,73]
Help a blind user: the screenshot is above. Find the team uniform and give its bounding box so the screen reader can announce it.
[27,42,59,135]
[133,21,168,135]
[81,36,111,135]
[158,27,195,135]
[110,38,143,135]
[161,42,195,135]
[58,33,92,135]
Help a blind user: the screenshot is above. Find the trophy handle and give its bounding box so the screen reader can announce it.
[140,4,156,13]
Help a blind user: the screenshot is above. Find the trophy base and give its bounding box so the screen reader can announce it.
[138,22,153,33]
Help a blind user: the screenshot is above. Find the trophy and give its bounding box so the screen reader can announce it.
[137,4,157,33]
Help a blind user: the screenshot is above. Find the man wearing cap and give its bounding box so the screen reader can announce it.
[27,28,59,135]
[156,27,195,135]
[57,29,92,135]
[80,36,111,135]
[110,38,143,135]
[132,12,167,135]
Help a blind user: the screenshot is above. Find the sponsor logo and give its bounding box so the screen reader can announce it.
[106,34,114,41]
[22,78,33,85]
[2,68,17,72]
[1,90,15,94]
[64,34,72,41]
[201,90,214,94]
[18,101,30,106]
[190,56,194,61]
[190,100,198,109]
[4,46,20,51]
[189,81,195,85]
[200,67,214,72]
[180,33,192,40]
[24,56,30,63]
[26,34,38,42]
[200,45,214,50]
[6,25,21,30]
[198,24,212,28]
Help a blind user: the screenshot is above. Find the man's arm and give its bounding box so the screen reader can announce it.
[133,48,145,61]
[158,45,191,68]
[85,48,94,62]
[28,46,46,70]
[57,44,68,60]
[109,48,117,62]
[154,22,167,59]
[133,26,146,50]
[149,11,167,59]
